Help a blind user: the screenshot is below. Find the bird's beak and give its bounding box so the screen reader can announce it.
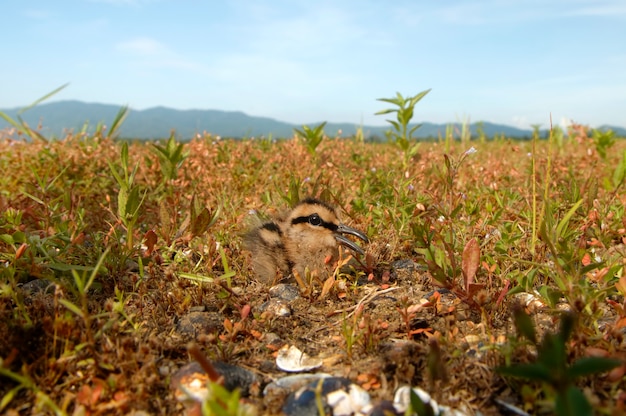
[335,224,369,256]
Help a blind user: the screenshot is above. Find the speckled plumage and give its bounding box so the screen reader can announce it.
[245,198,369,283]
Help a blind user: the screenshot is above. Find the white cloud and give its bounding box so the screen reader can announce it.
[116,37,166,56]
[565,2,626,17]
[114,37,206,75]
[389,0,626,27]
[227,2,373,58]
[22,8,52,19]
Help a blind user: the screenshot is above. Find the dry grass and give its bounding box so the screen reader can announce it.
[0,127,625,415]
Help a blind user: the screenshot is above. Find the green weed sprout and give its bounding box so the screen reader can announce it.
[407,388,436,416]
[200,381,251,416]
[0,363,65,415]
[294,121,327,156]
[612,149,626,190]
[108,142,147,250]
[59,249,109,349]
[151,132,187,182]
[497,308,621,416]
[375,89,431,166]
[105,105,130,140]
[591,128,616,160]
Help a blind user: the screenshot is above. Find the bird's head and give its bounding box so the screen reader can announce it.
[286,198,369,255]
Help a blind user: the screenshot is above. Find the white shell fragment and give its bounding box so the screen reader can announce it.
[394,386,440,415]
[393,386,469,416]
[282,376,371,416]
[276,345,323,372]
[511,291,546,313]
[326,382,371,416]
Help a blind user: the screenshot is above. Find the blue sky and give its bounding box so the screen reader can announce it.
[3,0,625,129]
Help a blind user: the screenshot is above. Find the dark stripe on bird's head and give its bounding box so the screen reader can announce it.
[291,214,338,232]
[261,221,282,235]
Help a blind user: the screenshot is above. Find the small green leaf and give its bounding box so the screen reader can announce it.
[120,142,129,170]
[118,187,128,218]
[538,332,567,372]
[178,272,215,283]
[555,386,592,416]
[512,306,537,344]
[83,248,109,294]
[557,312,576,345]
[13,231,26,243]
[18,83,69,115]
[555,199,583,241]
[48,263,95,272]
[109,105,129,140]
[612,150,626,189]
[537,285,562,308]
[59,299,84,319]
[409,388,436,416]
[374,108,397,115]
[125,186,142,219]
[411,88,431,105]
[0,234,14,245]
[0,385,24,411]
[567,357,622,379]
[21,191,45,206]
[107,161,126,189]
[190,202,219,237]
[376,96,402,105]
[496,362,552,382]
[313,121,326,134]
[409,123,423,136]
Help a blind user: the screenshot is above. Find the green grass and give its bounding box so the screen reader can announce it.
[0,118,625,414]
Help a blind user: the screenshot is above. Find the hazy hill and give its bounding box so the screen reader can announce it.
[1,100,624,140]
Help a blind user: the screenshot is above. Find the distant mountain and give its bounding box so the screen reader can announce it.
[0,100,297,139]
[597,125,626,137]
[1,100,623,140]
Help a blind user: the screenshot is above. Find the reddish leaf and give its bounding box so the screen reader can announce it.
[14,243,28,261]
[320,275,335,299]
[581,252,591,266]
[482,261,496,273]
[240,304,251,320]
[144,229,157,255]
[72,232,85,245]
[467,283,486,297]
[607,365,626,382]
[496,279,510,307]
[462,237,480,292]
[223,318,233,332]
[585,347,609,358]
[76,384,93,406]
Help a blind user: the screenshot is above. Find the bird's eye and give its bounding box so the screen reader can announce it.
[308,214,322,226]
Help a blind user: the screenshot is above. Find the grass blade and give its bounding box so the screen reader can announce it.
[18,83,70,115]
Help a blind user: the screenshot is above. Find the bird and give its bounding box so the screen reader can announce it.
[245,198,369,283]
